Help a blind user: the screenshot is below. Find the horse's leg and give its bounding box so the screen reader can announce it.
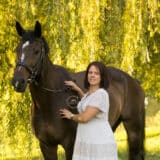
[123,114,145,160]
[111,117,122,132]
[40,142,58,160]
[63,144,74,160]
[63,142,74,160]
[62,137,75,160]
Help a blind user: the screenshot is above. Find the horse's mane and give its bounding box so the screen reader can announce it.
[53,64,72,80]
[41,36,49,54]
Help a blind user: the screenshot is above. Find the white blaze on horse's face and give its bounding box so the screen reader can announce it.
[21,41,30,62]
[18,41,30,71]
[22,41,30,49]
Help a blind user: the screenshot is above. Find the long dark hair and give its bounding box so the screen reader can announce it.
[84,61,109,89]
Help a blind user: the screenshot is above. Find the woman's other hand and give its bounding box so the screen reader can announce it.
[64,81,84,98]
[59,108,73,119]
[64,81,78,91]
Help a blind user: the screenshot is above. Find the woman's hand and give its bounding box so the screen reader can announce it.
[64,81,84,98]
[64,81,78,91]
[59,107,100,123]
[59,108,73,119]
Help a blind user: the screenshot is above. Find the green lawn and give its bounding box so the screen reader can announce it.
[1,100,160,160]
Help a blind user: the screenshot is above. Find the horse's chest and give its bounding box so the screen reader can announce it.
[32,116,62,142]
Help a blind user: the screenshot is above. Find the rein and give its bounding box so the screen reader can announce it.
[40,86,72,93]
[41,87,64,93]
[41,86,80,109]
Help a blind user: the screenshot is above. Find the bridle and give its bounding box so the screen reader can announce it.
[16,39,45,85]
[16,40,66,93]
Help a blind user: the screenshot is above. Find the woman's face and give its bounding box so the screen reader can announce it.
[87,65,101,87]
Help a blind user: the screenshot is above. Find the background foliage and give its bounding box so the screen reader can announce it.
[0,0,160,159]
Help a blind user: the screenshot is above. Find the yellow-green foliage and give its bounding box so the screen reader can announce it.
[0,0,160,159]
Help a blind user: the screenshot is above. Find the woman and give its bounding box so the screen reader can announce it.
[60,61,118,160]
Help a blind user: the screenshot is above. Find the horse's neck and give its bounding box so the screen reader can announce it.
[35,56,71,90]
[29,57,72,110]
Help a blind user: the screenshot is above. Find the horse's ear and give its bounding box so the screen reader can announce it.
[34,21,41,38]
[16,21,25,37]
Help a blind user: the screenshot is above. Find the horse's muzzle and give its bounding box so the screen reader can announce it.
[12,77,27,92]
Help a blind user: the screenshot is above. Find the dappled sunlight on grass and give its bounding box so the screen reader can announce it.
[1,106,160,160]
[145,133,160,157]
[113,114,160,160]
[58,145,65,160]
[1,122,160,160]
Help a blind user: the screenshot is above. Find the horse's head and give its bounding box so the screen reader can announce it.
[12,21,49,92]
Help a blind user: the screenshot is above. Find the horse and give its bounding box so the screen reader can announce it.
[12,21,145,160]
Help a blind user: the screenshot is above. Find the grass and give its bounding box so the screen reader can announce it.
[0,99,160,160]
[115,124,160,160]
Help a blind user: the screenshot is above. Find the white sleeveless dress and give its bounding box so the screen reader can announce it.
[72,88,118,160]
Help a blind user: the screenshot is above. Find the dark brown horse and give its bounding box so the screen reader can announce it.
[12,21,145,160]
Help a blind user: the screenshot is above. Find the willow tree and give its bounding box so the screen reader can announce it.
[0,0,160,158]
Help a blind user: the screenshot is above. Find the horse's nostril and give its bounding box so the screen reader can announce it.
[11,77,27,92]
[12,78,25,85]
[12,77,26,88]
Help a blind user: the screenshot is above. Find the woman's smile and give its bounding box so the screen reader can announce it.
[88,65,101,87]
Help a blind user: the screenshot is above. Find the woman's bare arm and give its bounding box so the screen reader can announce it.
[59,107,100,123]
